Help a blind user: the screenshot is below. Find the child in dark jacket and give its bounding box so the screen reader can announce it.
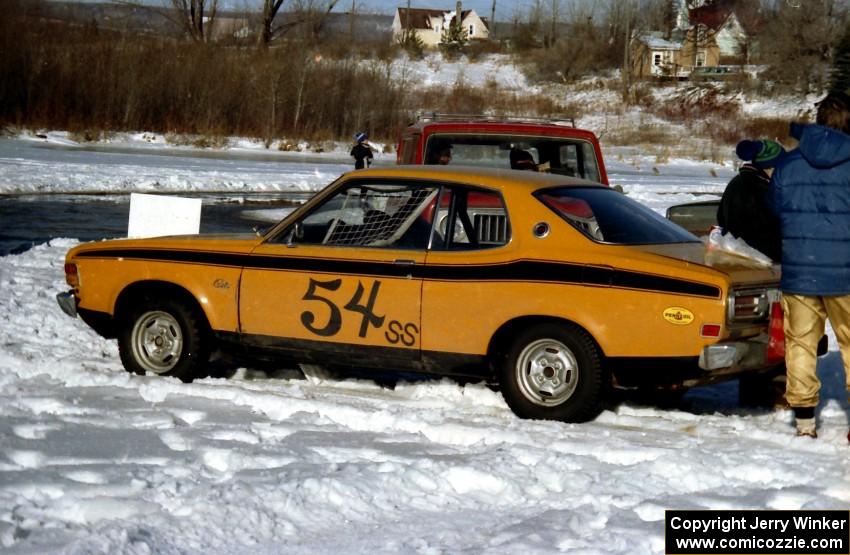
[716,139,784,262]
[350,132,373,170]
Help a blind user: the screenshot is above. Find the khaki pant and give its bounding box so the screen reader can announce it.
[781,293,850,407]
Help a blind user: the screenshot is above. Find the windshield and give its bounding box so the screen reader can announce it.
[424,133,602,183]
[537,187,700,245]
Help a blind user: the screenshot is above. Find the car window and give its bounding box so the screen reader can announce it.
[401,135,418,164]
[581,143,600,181]
[278,182,439,249]
[537,187,700,245]
[431,187,510,250]
[424,133,602,183]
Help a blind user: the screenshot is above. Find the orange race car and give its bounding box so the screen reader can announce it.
[57,166,785,422]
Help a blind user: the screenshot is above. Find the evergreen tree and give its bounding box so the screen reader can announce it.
[398,27,425,59]
[440,15,468,58]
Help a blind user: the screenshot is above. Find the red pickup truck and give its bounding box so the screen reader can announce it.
[396,113,609,185]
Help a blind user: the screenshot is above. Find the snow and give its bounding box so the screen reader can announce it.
[1,54,848,554]
[386,53,532,91]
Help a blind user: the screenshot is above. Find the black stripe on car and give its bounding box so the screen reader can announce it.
[76,249,721,298]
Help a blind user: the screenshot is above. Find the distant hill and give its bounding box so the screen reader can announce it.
[39,1,394,40]
[41,1,181,35]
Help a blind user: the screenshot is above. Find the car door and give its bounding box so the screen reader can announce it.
[239,178,439,370]
[420,185,513,374]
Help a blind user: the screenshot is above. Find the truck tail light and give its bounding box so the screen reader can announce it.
[727,287,776,323]
[64,263,80,287]
[766,302,785,365]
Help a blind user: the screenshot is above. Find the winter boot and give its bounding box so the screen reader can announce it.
[795,417,817,438]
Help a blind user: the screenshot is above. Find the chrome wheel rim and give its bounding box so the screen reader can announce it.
[515,338,579,407]
[131,311,183,374]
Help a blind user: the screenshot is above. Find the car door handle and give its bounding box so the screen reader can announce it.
[394,259,416,267]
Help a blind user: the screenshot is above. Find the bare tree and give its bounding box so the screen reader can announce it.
[256,0,339,48]
[758,0,845,93]
[638,0,677,39]
[548,0,558,47]
[257,0,286,46]
[169,0,218,42]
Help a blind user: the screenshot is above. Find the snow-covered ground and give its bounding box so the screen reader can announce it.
[1,53,848,554]
[0,134,736,211]
[1,135,849,555]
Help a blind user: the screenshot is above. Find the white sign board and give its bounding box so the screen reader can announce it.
[128,193,202,239]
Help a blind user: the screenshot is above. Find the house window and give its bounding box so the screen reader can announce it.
[469,25,474,36]
[434,24,441,33]
[654,53,662,66]
[696,51,706,67]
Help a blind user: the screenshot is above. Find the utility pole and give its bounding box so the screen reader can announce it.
[349,0,354,41]
[491,0,496,40]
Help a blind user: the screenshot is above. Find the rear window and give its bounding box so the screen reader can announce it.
[424,133,602,183]
[537,187,700,245]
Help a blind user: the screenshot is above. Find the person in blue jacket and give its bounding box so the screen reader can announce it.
[771,91,850,440]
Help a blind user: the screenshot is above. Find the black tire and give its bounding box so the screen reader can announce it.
[118,296,210,383]
[739,364,787,408]
[499,323,605,423]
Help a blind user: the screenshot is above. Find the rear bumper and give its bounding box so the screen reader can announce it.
[698,334,828,374]
[698,336,772,372]
[610,336,778,390]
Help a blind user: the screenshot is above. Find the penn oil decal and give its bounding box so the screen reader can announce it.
[662,307,694,326]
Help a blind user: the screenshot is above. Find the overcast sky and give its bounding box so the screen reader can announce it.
[355,1,541,19]
[206,0,553,21]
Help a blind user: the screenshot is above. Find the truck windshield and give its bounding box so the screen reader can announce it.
[424,134,601,183]
[536,187,700,245]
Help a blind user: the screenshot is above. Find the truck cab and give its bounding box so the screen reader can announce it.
[396,113,609,186]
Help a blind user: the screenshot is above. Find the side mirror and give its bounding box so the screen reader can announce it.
[287,222,304,246]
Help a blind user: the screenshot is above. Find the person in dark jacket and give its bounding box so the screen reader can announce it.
[350,132,373,170]
[717,139,784,262]
[509,148,539,171]
[771,91,850,440]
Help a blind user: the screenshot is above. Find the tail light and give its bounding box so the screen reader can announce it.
[64,263,80,287]
[766,302,785,365]
[727,288,775,323]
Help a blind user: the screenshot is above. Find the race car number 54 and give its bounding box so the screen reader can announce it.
[300,278,419,346]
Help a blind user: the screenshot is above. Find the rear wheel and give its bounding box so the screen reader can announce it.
[499,323,605,423]
[118,297,210,382]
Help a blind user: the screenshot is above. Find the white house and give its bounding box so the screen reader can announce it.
[392,6,489,47]
[632,34,685,78]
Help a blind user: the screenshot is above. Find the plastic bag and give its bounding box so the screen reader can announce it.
[706,226,774,268]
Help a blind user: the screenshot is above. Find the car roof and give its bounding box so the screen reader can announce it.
[405,120,599,140]
[345,165,604,193]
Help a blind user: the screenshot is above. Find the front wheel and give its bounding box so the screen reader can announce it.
[499,323,605,423]
[118,297,210,382]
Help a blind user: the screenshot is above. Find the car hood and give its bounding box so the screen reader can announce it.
[67,233,262,258]
[632,242,781,284]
